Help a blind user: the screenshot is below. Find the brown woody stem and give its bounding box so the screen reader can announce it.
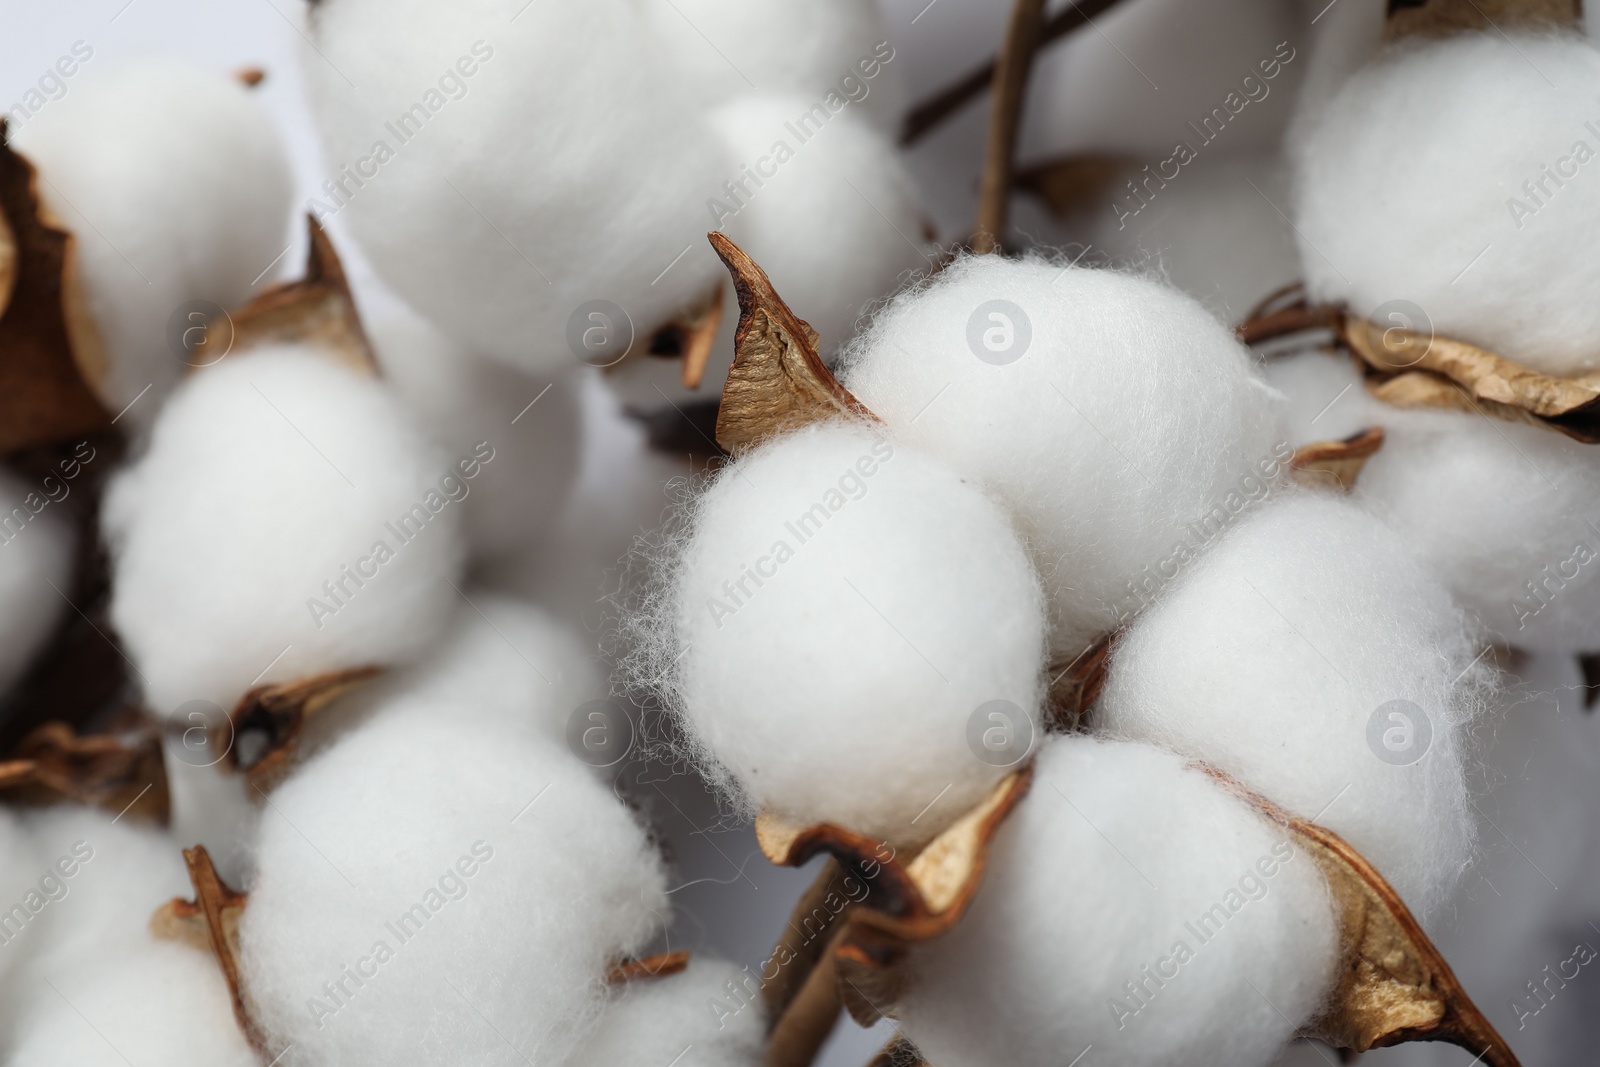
[763,859,852,1023]
[972,0,1048,254]
[901,0,1129,146]
[767,925,849,1067]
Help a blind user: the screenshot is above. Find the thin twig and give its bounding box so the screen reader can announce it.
[763,859,851,1024]
[766,925,850,1067]
[972,0,1049,253]
[901,0,1131,146]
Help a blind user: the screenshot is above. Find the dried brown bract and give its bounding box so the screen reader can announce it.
[1383,0,1581,40]
[606,949,691,985]
[0,721,168,823]
[221,666,382,791]
[0,123,113,457]
[1045,632,1114,731]
[1207,770,1520,1067]
[707,232,879,456]
[206,215,378,377]
[1289,427,1386,493]
[150,845,262,1051]
[637,286,724,390]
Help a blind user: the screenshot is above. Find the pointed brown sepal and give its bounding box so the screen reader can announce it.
[1205,770,1521,1067]
[1384,0,1581,40]
[211,215,378,376]
[0,721,169,823]
[756,767,1033,1025]
[606,949,691,985]
[223,666,381,791]
[1290,427,1386,492]
[150,845,263,1052]
[707,232,879,456]
[635,286,724,390]
[0,125,114,456]
[1046,632,1115,731]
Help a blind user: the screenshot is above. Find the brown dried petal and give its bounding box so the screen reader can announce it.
[1207,771,1520,1066]
[223,666,381,791]
[0,125,114,457]
[606,949,691,985]
[150,845,262,1052]
[756,768,1033,1026]
[1289,427,1386,493]
[0,721,168,823]
[1384,0,1580,40]
[207,215,378,376]
[707,232,878,456]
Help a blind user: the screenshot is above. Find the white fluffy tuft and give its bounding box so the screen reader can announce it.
[0,468,73,699]
[572,959,765,1067]
[840,253,1284,659]
[1290,32,1600,373]
[898,736,1337,1067]
[104,345,465,716]
[1098,493,1486,920]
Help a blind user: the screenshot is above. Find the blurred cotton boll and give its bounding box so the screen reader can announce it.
[371,310,582,568]
[103,345,465,717]
[839,253,1284,661]
[645,0,905,133]
[302,0,729,375]
[897,736,1337,1067]
[572,959,765,1067]
[1290,32,1600,374]
[0,467,73,702]
[1099,493,1486,923]
[9,57,293,430]
[1259,350,1376,449]
[239,707,670,1066]
[644,420,1047,847]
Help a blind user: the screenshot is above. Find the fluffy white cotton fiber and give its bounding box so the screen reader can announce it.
[372,311,582,566]
[1099,493,1485,920]
[1259,350,1374,448]
[709,95,927,356]
[653,421,1046,846]
[1290,32,1600,374]
[7,940,257,1067]
[572,960,765,1067]
[898,736,1336,1067]
[304,0,727,374]
[840,253,1284,660]
[240,707,668,1066]
[645,0,904,132]
[0,467,72,699]
[1352,405,1600,651]
[103,344,465,717]
[10,57,292,426]
[0,808,48,1034]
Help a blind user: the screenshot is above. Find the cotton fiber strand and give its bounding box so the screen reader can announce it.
[645,0,904,131]
[0,468,72,699]
[572,959,765,1067]
[372,311,582,566]
[1290,32,1600,374]
[1099,493,1485,921]
[897,736,1336,1067]
[10,57,292,426]
[655,420,1046,847]
[240,706,669,1067]
[304,0,727,374]
[103,345,465,717]
[1352,404,1600,651]
[708,95,927,357]
[7,940,257,1067]
[840,253,1284,660]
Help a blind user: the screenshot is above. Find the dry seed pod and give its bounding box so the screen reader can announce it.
[0,721,169,823]
[150,844,260,1051]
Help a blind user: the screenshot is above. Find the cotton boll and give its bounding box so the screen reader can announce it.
[9,58,292,428]
[0,468,73,700]
[1260,351,1375,447]
[304,0,729,374]
[1290,33,1600,374]
[898,736,1337,1067]
[658,420,1046,847]
[240,707,669,1066]
[1099,493,1484,920]
[7,940,257,1067]
[0,808,49,1037]
[643,0,903,131]
[371,311,582,566]
[839,253,1284,660]
[709,95,928,357]
[103,345,465,717]
[1352,406,1600,651]
[572,960,765,1067]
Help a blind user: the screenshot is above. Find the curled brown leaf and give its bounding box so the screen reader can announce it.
[1289,427,1386,493]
